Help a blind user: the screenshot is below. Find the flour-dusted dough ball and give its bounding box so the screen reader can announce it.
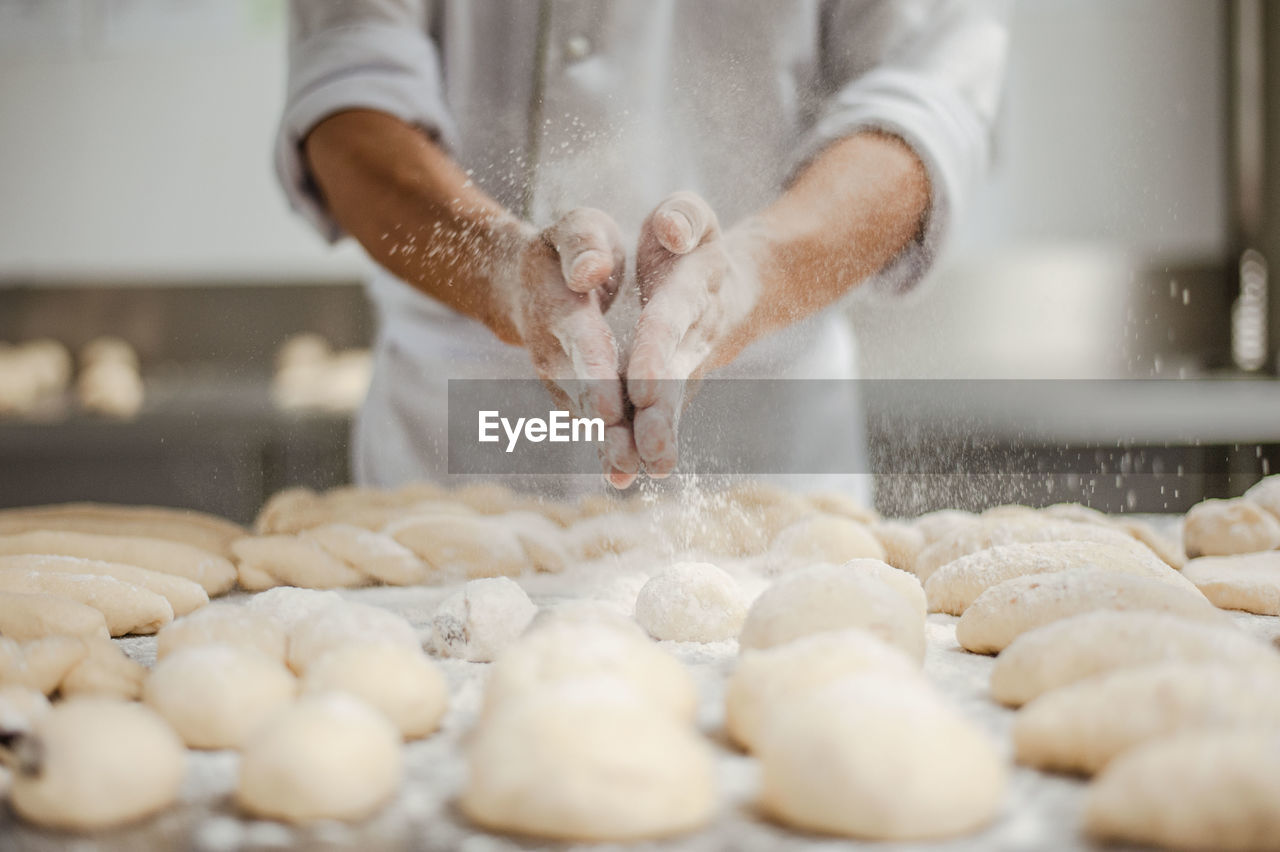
[738,565,925,663]
[287,601,420,674]
[302,642,447,740]
[428,577,536,662]
[461,677,716,841]
[912,509,977,546]
[1014,663,1280,775]
[1183,497,1280,558]
[767,514,886,572]
[1182,551,1280,614]
[914,518,1143,582]
[236,692,402,823]
[839,558,927,618]
[243,585,343,632]
[0,591,110,641]
[1246,474,1280,520]
[484,622,696,722]
[991,610,1280,707]
[1111,517,1186,569]
[757,674,1006,840]
[1085,729,1280,851]
[144,644,296,749]
[869,520,926,575]
[157,602,287,664]
[0,568,172,636]
[633,561,747,643]
[8,698,184,831]
[300,523,427,586]
[925,540,1196,616]
[726,628,921,752]
[59,639,147,700]
[955,571,1227,655]
[0,636,88,695]
[387,514,527,578]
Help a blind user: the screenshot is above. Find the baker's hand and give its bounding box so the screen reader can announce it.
[494,208,640,488]
[626,191,762,477]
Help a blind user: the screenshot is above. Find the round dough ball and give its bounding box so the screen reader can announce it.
[1182,551,1280,614]
[428,576,536,662]
[243,585,344,632]
[726,628,921,751]
[144,644,296,749]
[484,623,696,722]
[738,565,925,663]
[1245,474,1280,521]
[461,677,716,841]
[839,558,927,617]
[633,561,748,643]
[767,514,886,571]
[912,509,977,545]
[1085,729,1280,851]
[287,601,420,674]
[9,698,185,831]
[757,674,1006,840]
[236,692,402,823]
[1183,498,1280,558]
[156,603,286,663]
[302,642,448,740]
[869,520,926,575]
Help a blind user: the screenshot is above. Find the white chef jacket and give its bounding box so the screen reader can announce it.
[275,0,1010,498]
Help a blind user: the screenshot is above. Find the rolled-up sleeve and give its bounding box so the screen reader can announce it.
[797,0,1011,295]
[274,0,458,241]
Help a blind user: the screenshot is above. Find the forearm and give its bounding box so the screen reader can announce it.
[731,131,931,348]
[303,109,529,344]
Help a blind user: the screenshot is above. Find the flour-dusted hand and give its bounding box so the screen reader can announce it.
[494,208,639,488]
[627,192,762,477]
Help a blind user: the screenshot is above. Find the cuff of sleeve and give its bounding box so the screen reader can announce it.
[793,68,991,297]
[274,23,459,242]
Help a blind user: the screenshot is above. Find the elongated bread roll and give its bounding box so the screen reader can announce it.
[0,530,235,595]
[0,555,206,616]
[300,524,428,586]
[0,503,244,558]
[0,592,110,641]
[0,568,172,636]
[0,635,89,694]
[59,639,147,700]
[231,535,366,591]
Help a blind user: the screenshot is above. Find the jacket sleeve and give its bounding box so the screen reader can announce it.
[798,0,1011,295]
[274,0,457,242]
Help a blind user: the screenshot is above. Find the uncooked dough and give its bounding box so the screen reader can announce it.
[497,510,570,573]
[7,698,185,831]
[1181,551,1280,614]
[1182,497,1280,557]
[0,530,236,595]
[0,568,172,636]
[1085,729,1280,851]
[232,534,365,590]
[77,358,144,418]
[914,518,1143,582]
[989,610,1280,706]
[300,523,427,586]
[633,561,748,642]
[526,599,646,638]
[1013,662,1280,775]
[738,565,925,663]
[156,602,287,664]
[59,639,148,700]
[302,642,448,739]
[0,503,245,559]
[925,540,1197,615]
[726,628,921,751]
[756,673,1006,840]
[144,644,296,749]
[286,601,421,675]
[0,636,87,695]
[1245,474,1280,520]
[428,576,536,662]
[388,514,527,578]
[0,554,207,616]
[236,692,402,822]
[243,585,343,632]
[955,571,1228,655]
[912,509,977,546]
[839,558,927,617]
[869,520,926,575]
[461,677,716,841]
[0,591,110,641]
[766,514,886,572]
[483,622,696,722]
